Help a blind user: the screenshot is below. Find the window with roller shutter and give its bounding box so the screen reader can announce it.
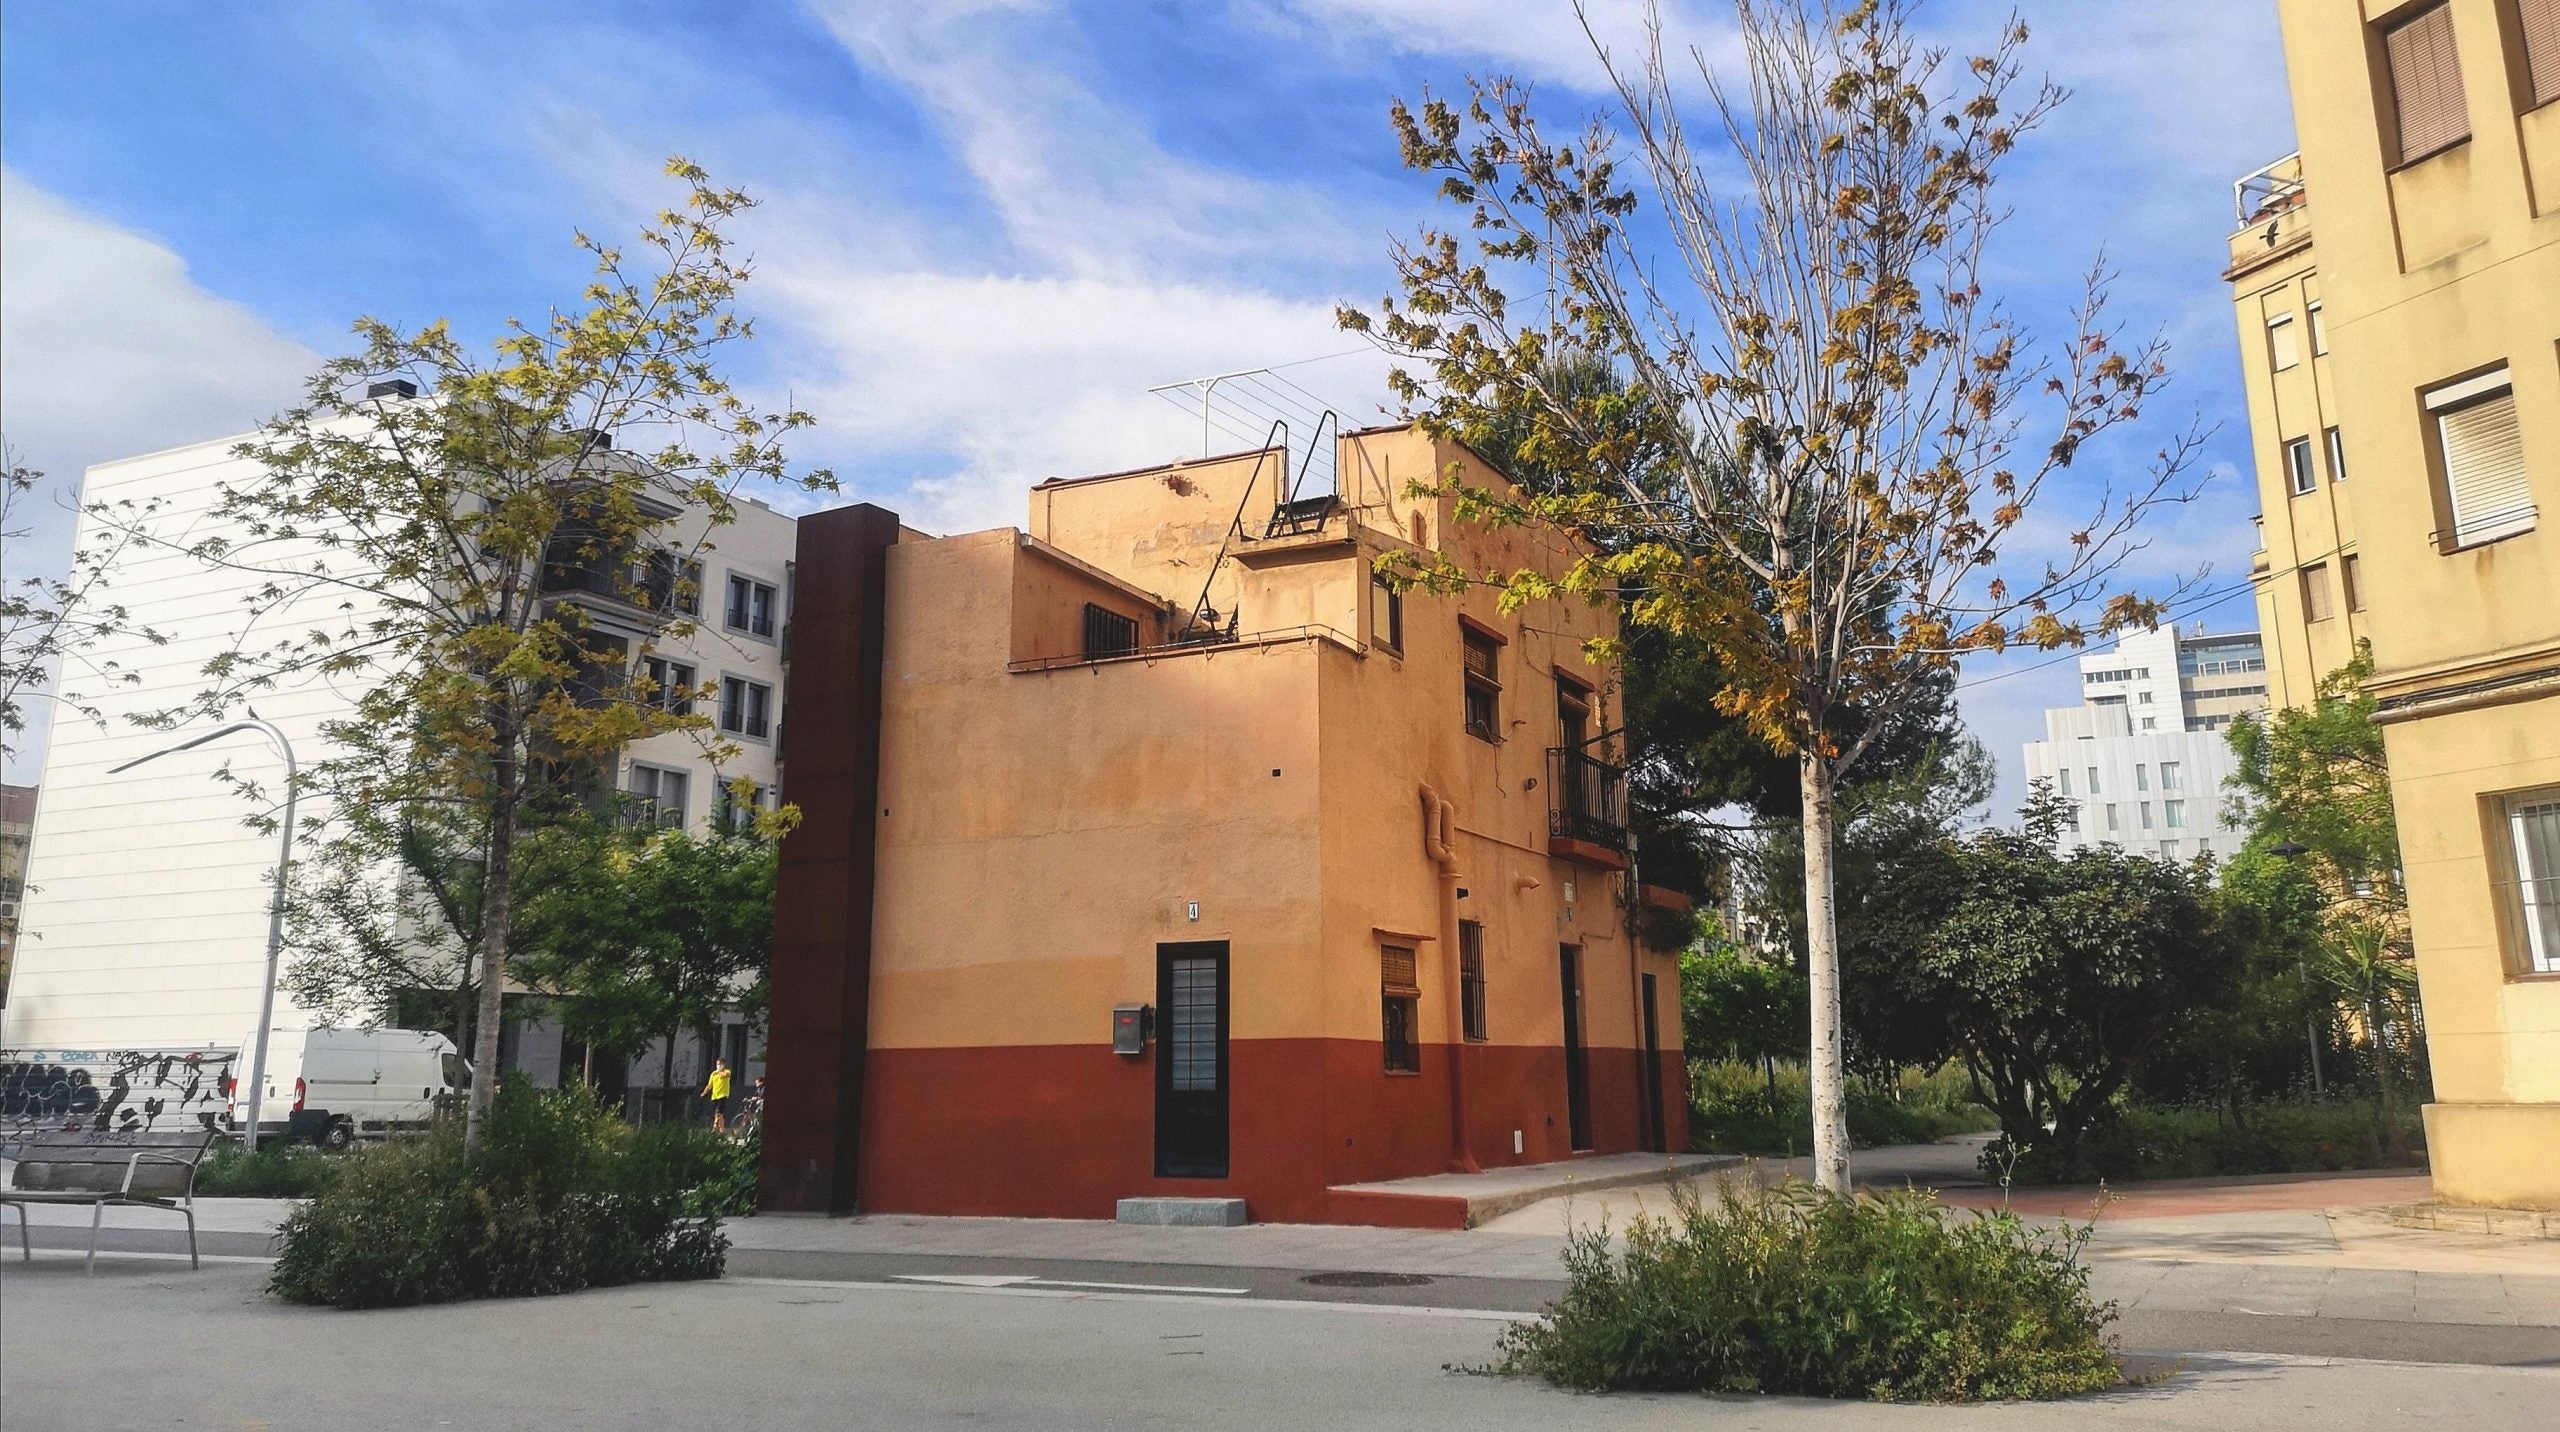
[2523,0,2560,109]
[2383,4,2470,164]
[2427,368,2535,548]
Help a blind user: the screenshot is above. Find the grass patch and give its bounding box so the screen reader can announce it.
[1690,1061,1996,1157]
[197,1141,340,1199]
[1489,1181,2119,1401]
[269,1078,728,1308]
[1996,1098,2427,1185]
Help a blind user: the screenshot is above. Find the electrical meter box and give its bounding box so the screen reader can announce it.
[1111,1003,1152,1055]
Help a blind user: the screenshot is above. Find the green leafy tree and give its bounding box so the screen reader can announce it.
[1679,937,1808,1104]
[1888,816,2233,1176]
[2225,643,2421,1143]
[122,161,831,1154]
[514,819,778,1105]
[1343,0,2201,1189]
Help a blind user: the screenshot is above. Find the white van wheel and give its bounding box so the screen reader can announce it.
[321,1120,355,1151]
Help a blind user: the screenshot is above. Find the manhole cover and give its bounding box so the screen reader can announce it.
[1300,1271,1435,1288]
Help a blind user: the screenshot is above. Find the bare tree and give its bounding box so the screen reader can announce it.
[1345,0,2202,1190]
[0,445,167,764]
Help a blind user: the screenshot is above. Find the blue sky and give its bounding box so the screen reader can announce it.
[1,0,2296,802]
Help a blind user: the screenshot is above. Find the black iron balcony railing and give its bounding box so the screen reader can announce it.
[539,543,679,617]
[1547,746,1629,853]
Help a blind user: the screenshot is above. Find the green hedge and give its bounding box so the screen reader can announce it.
[1995,1099,2427,1185]
[269,1079,728,1308]
[197,1142,339,1199]
[1490,1182,2119,1401]
[1689,1060,1996,1156]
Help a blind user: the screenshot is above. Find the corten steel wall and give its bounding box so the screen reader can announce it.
[2266,0,2560,1207]
[759,503,899,1213]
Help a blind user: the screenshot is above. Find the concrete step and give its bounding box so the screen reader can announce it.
[1116,1197,1249,1227]
[1327,1151,1735,1229]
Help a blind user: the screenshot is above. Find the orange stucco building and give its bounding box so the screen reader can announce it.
[759,424,1688,1226]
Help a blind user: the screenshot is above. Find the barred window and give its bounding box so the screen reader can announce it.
[1083,603,1139,659]
[1458,921,1488,1043]
[2502,792,2560,974]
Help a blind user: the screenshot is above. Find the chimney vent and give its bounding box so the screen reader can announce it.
[366,379,419,400]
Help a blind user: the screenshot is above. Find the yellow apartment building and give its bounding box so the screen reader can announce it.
[2229,0,2560,1207]
[757,424,1690,1225]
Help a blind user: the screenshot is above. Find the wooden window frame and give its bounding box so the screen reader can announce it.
[1381,944,1423,1073]
[1461,622,1503,743]
[2301,561,2336,623]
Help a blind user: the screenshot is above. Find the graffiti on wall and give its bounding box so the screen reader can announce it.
[0,1048,240,1139]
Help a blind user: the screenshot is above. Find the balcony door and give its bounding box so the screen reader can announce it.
[1155,942,1230,1179]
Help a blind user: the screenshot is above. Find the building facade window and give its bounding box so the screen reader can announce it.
[2502,791,2560,972]
[2165,799,2186,829]
[2302,562,2336,622]
[2342,554,2365,612]
[1371,569,1403,654]
[1381,944,1423,1071]
[2136,764,2150,792]
[673,557,704,616]
[1461,626,1501,742]
[2307,300,2329,355]
[2286,435,2317,495]
[2140,801,2155,830]
[628,763,688,828]
[2523,0,2560,108]
[2427,367,2534,547]
[2326,425,2348,482]
[715,780,773,833]
[725,574,778,638]
[1458,921,1488,1042]
[2106,804,2120,833]
[2267,313,2300,371]
[2159,839,2181,860]
[1082,603,1139,659]
[644,656,697,714]
[2161,761,2183,791]
[720,676,773,738]
[2383,2,2471,165]
[2058,768,2073,796]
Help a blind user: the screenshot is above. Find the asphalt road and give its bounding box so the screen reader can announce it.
[21,1225,2560,1370]
[4,1259,2555,1432]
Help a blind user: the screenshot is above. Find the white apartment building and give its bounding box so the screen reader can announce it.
[2019,626,2269,862]
[1,424,794,1073]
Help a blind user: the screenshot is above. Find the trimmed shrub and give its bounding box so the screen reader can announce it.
[1994,1098,2427,1185]
[1491,1182,2119,1402]
[197,1142,339,1199]
[269,1079,727,1308]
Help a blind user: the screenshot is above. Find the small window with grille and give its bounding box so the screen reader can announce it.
[1083,603,1139,659]
[1458,921,1488,1043]
[1382,944,1422,1072]
[1462,626,1501,741]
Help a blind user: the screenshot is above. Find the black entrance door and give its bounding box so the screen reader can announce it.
[1640,972,1666,1154]
[1560,944,1593,1151]
[1155,942,1230,1178]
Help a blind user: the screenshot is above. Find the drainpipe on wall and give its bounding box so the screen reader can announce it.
[1419,782,1479,1173]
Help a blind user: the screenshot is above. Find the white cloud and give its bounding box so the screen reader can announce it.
[0,169,318,779]
[804,1,1367,282]
[0,170,318,474]
[1266,0,1738,92]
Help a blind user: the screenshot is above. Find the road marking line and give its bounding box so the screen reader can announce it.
[892,1273,1248,1296]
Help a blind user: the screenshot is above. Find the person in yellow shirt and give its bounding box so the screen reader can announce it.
[701,1058,733,1133]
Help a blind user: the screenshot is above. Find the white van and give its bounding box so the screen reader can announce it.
[225,1028,469,1147]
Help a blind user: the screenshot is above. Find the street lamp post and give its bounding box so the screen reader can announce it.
[110,719,298,1151]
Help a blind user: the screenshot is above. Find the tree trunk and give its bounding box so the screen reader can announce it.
[1799,753,1851,1194]
[2369,993,2402,1157]
[463,754,517,1159]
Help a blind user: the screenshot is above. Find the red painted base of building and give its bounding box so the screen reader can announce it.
[852,1038,1689,1226]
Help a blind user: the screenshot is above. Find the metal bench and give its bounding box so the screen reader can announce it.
[0,1128,216,1273]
